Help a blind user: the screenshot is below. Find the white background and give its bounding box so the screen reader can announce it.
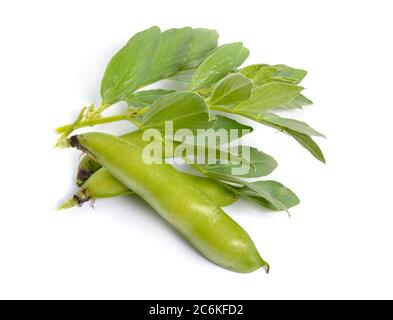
[0,0,392,300]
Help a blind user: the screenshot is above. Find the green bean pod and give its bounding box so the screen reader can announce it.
[59,167,238,209]
[76,130,161,186]
[67,130,238,209]
[70,132,269,273]
[76,156,102,186]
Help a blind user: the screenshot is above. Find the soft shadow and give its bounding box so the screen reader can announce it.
[92,194,210,263]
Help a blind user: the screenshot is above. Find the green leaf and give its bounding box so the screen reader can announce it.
[255,112,325,162]
[191,116,253,148]
[285,129,326,163]
[239,64,268,78]
[239,180,300,211]
[241,180,289,212]
[219,109,326,163]
[124,89,175,108]
[280,94,313,109]
[247,65,308,86]
[170,69,196,82]
[241,64,308,86]
[182,28,219,70]
[142,91,211,133]
[209,73,253,106]
[235,82,303,112]
[198,172,288,211]
[211,115,253,138]
[169,29,219,82]
[235,47,250,68]
[100,26,161,104]
[202,146,277,178]
[189,42,244,91]
[251,113,325,162]
[262,113,325,138]
[143,27,193,85]
[273,64,307,84]
[252,66,280,86]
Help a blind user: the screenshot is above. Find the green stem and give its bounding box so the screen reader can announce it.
[56,114,129,134]
[127,116,143,128]
[95,103,110,114]
[55,107,87,148]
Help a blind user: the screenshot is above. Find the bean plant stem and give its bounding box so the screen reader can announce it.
[55,102,267,136]
[56,114,129,134]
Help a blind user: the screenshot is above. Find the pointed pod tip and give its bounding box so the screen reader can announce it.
[57,198,78,211]
[263,263,270,274]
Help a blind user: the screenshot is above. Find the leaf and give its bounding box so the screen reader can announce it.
[170,69,196,82]
[142,91,211,133]
[182,28,219,70]
[235,82,303,112]
[235,47,250,67]
[241,64,308,86]
[169,29,219,82]
[100,26,161,104]
[273,64,307,84]
[257,112,325,162]
[246,65,307,86]
[252,66,280,86]
[198,172,288,211]
[209,73,253,106]
[222,109,326,163]
[191,116,253,148]
[124,89,175,108]
[202,146,277,178]
[285,129,326,163]
[211,115,253,138]
[262,113,325,137]
[189,42,244,91]
[255,114,326,162]
[280,94,313,109]
[239,180,300,211]
[239,64,268,78]
[143,27,193,85]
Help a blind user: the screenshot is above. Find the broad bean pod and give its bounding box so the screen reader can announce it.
[70,132,268,273]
